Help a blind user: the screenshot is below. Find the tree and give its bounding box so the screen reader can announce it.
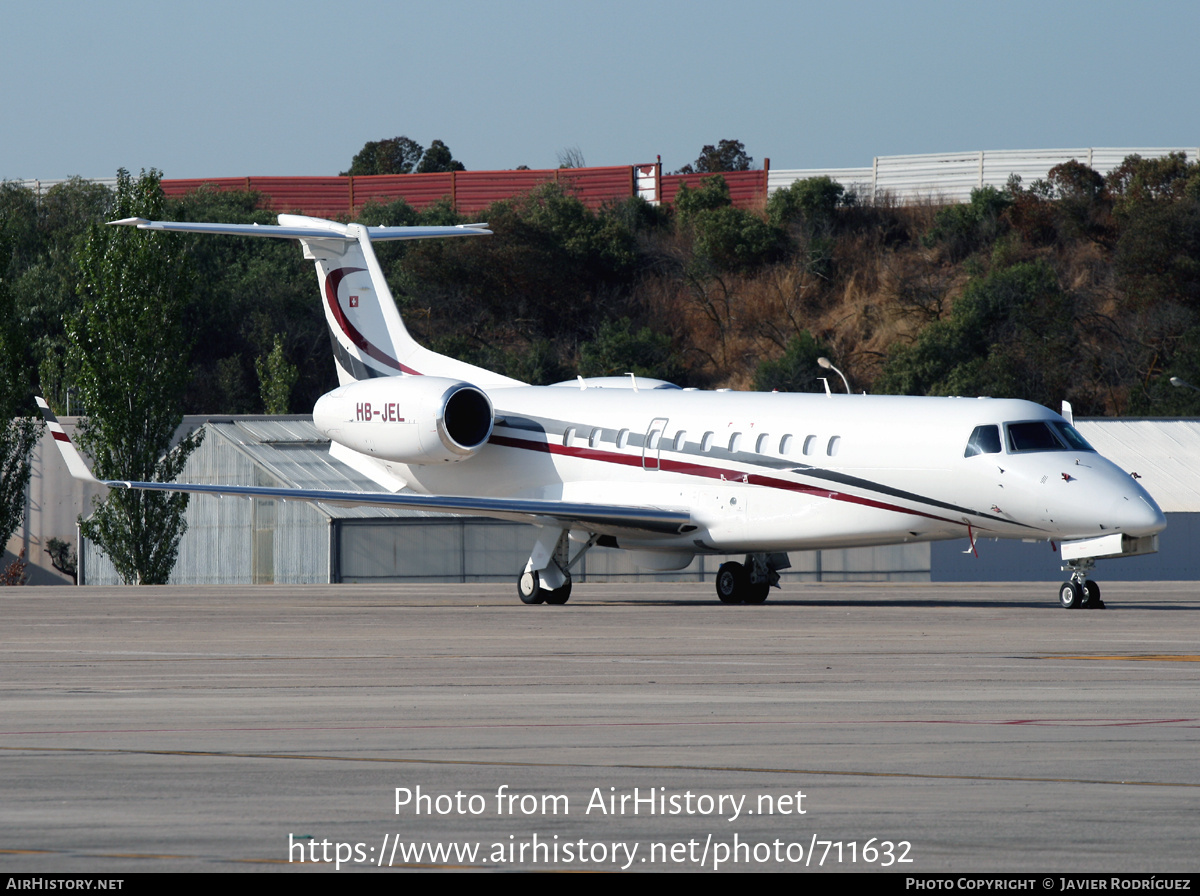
[578,317,684,383]
[556,146,586,169]
[417,139,466,174]
[752,332,831,393]
[677,139,753,174]
[0,260,40,554]
[256,333,299,414]
[341,136,425,176]
[66,169,202,585]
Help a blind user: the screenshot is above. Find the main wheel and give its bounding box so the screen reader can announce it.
[544,581,572,605]
[744,581,771,604]
[518,570,545,604]
[716,562,748,604]
[1059,581,1083,609]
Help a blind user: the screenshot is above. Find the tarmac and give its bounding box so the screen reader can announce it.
[2,580,1198,873]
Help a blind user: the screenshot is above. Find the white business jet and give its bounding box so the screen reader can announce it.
[40,214,1166,608]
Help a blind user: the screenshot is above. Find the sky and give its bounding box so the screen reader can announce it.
[4,0,1198,181]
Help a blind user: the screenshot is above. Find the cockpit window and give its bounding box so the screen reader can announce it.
[1005,421,1096,453]
[1051,422,1094,451]
[964,425,1002,457]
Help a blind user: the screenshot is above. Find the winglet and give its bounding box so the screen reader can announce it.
[35,397,102,484]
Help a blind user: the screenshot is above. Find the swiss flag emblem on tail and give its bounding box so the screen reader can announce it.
[349,295,359,307]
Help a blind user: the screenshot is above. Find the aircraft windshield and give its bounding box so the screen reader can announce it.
[1005,421,1095,453]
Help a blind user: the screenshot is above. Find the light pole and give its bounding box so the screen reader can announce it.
[817,357,851,394]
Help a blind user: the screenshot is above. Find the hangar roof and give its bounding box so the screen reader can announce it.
[1077,418,1200,513]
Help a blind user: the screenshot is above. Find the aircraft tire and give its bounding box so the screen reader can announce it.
[716,562,748,604]
[1082,580,1104,609]
[744,581,771,604]
[1059,581,1083,609]
[518,570,546,605]
[544,581,572,605]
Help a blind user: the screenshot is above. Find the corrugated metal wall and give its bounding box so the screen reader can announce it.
[334,518,930,584]
[659,170,768,207]
[773,147,1200,204]
[159,166,646,217]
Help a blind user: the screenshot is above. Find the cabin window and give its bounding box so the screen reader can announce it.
[562,427,575,447]
[588,428,602,448]
[728,432,742,452]
[779,434,793,455]
[647,429,661,450]
[701,432,715,452]
[964,425,1001,457]
[616,428,630,449]
[827,436,841,456]
[755,433,770,453]
[673,431,687,451]
[803,435,817,456]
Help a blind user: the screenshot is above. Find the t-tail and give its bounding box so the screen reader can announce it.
[109,214,521,388]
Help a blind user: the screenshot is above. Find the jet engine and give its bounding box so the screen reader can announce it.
[312,376,494,464]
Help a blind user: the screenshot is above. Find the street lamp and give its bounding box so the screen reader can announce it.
[817,357,851,394]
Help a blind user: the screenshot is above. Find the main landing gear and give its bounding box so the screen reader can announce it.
[1059,557,1104,610]
[517,529,598,606]
[715,553,787,604]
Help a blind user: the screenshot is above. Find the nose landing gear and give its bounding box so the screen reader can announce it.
[1059,558,1104,609]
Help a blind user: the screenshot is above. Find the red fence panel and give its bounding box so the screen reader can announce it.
[350,173,456,213]
[161,164,763,219]
[248,177,350,218]
[557,166,636,208]
[659,170,767,209]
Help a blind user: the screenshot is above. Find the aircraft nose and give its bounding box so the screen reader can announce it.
[1109,492,1166,537]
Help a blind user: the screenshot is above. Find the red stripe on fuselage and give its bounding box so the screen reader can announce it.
[487,432,962,527]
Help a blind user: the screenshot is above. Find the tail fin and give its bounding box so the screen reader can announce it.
[110,214,522,388]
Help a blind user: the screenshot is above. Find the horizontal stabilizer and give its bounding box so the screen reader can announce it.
[109,216,490,242]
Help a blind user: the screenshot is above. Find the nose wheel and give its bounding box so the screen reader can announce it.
[1059,559,1104,609]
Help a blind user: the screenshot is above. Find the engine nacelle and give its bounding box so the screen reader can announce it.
[313,376,494,464]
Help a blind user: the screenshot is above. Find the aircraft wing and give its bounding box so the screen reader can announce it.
[36,399,691,538]
[108,218,491,241]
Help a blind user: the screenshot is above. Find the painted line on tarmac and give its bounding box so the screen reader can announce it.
[3,744,1198,788]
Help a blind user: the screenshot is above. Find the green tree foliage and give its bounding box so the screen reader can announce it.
[767,176,845,229]
[1130,324,1200,415]
[165,187,327,412]
[876,261,1076,406]
[256,333,299,414]
[691,206,783,273]
[341,136,425,176]
[677,139,753,174]
[67,170,202,585]
[416,139,466,174]
[673,175,732,226]
[399,184,637,369]
[1106,153,1200,309]
[752,331,832,393]
[922,186,1012,261]
[0,243,41,553]
[342,137,466,176]
[578,317,684,382]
